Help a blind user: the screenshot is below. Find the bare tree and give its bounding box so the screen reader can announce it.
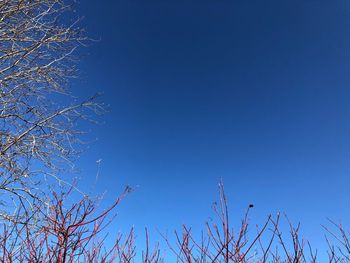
[0,0,100,216]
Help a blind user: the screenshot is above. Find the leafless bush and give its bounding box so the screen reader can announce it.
[0,185,133,262]
[159,180,322,262]
[0,178,348,262]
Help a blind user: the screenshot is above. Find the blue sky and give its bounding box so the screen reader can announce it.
[72,0,350,256]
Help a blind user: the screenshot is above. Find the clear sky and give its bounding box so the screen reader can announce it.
[73,0,350,256]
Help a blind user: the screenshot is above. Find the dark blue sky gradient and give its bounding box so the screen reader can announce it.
[74,0,350,254]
